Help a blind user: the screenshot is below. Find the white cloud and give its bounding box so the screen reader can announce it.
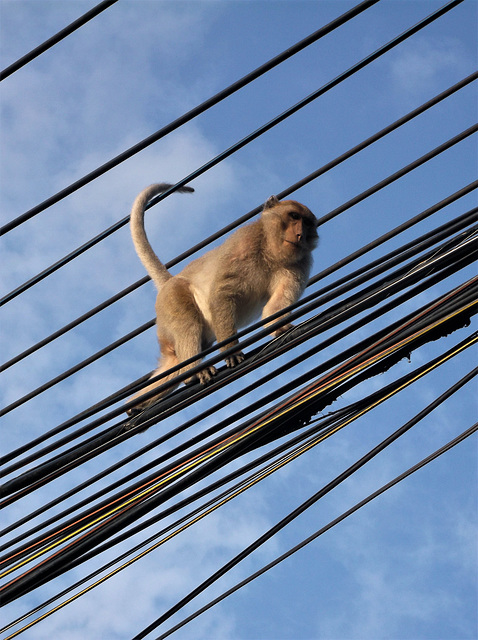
[389,36,468,96]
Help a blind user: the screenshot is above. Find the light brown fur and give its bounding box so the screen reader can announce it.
[128,183,318,414]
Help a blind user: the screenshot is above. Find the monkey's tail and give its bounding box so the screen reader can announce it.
[130,183,194,290]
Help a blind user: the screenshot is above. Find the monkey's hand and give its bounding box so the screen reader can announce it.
[225,352,245,368]
[272,323,294,337]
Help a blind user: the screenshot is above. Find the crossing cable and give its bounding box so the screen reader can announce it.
[1,332,475,611]
[2,334,477,588]
[1,123,474,419]
[0,0,119,81]
[157,423,478,640]
[1,9,472,308]
[1,210,476,488]
[4,252,477,524]
[1,221,476,490]
[3,352,476,636]
[0,0,380,236]
[131,368,478,640]
[3,246,475,553]
[5,418,476,640]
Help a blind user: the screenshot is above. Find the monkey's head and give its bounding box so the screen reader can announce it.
[262,195,319,263]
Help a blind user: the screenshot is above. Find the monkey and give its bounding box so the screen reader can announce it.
[127,182,318,414]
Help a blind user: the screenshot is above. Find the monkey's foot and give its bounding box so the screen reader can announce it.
[197,365,217,384]
[225,352,245,368]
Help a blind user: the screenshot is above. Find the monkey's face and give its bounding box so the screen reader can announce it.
[262,197,318,263]
[280,204,319,256]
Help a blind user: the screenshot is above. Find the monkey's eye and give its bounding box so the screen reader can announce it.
[289,211,301,221]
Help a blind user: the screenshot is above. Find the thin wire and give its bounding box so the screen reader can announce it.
[4,364,475,638]
[2,18,473,309]
[157,423,478,640]
[0,0,119,81]
[2,332,475,611]
[0,0,380,235]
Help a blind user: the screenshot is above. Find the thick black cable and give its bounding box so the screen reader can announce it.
[1,12,472,308]
[3,251,474,553]
[1,217,475,497]
[2,251,476,524]
[3,331,474,606]
[1,123,475,421]
[0,0,380,235]
[158,422,478,640]
[2,266,474,576]
[132,361,478,637]
[0,1,119,81]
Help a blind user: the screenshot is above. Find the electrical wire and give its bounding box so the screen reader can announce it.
[2,225,474,503]
[2,10,473,306]
[0,0,119,81]
[2,361,475,638]
[0,0,380,236]
[1,1,474,634]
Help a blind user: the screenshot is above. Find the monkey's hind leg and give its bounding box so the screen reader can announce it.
[167,278,217,386]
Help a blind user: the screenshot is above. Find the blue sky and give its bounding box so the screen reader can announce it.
[0,1,477,639]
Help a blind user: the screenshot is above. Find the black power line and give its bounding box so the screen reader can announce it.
[158,421,477,640]
[0,0,381,235]
[0,0,120,81]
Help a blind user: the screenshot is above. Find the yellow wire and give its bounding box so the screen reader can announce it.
[4,330,475,639]
[2,299,475,581]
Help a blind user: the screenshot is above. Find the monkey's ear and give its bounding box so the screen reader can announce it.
[263,195,280,210]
